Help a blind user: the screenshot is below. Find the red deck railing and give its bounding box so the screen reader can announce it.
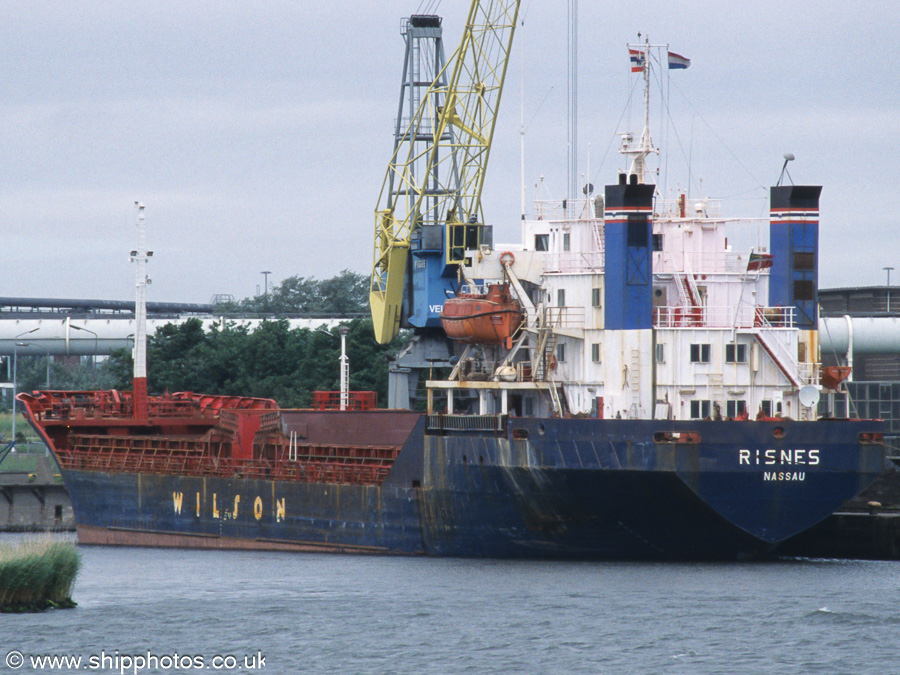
[18,389,277,422]
[56,434,400,486]
[312,391,378,411]
[22,389,395,486]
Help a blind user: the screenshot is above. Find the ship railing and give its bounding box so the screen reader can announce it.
[655,197,724,220]
[754,306,795,329]
[31,393,208,421]
[427,414,506,433]
[542,305,585,329]
[653,248,766,275]
[530,198,599,221]
[57,438,398,486]
[274,442,399,465]
[653,305,796,329]
[456,281,512,296]
[543,251,605,274]
[457,280,514,294]
[149,399,208,418]
[799,362,821,386]
[312,391,378,411]
[219,455,393,485]
[57,448,209,476]
[26,392,121,421]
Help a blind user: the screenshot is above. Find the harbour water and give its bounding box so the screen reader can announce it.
[4,537,900,673]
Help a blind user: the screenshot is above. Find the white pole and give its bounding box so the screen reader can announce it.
[130,202,151,418]
[520,17,526,222]
[133,203,148,382]
[339,326,350,411]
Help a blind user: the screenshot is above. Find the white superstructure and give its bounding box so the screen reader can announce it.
[428,40,822,423]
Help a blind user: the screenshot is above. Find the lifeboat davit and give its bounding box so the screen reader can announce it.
[440,283,524,345]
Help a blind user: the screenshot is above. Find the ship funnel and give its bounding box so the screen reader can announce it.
[769,184,822,330]
[603,181,655,330]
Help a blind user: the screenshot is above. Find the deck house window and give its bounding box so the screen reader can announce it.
[726,400,747,418]
[690,400,711,419]
[726,343,747,363]
[690,344,710,363]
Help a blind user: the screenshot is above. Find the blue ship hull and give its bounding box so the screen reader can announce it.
[54,415,885,561]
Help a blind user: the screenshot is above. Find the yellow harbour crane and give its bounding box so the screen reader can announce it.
[369,0,521,344]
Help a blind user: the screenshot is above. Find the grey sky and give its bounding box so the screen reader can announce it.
[1,1,897,304]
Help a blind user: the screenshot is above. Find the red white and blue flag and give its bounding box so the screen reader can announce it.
[667,51,691,69]
[630,48,690,72]
[747,251,774,271]
[629,49,645,73]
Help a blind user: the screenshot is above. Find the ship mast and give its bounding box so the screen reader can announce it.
[131,202,151,419]
[621,36,659,184]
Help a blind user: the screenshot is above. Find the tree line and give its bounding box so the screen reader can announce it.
[111,317,402,407]
[220,270,368,316]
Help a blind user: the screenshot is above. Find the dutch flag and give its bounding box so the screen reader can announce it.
[667,51,691,69]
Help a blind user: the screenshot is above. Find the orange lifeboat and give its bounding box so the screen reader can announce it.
[821,366,852,391]
[440,283,524,345]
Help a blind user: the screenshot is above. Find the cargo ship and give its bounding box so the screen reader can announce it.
[17,387,885,559]
[18,27,886,560]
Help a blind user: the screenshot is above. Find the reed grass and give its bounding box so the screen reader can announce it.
[0,538,80,611]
